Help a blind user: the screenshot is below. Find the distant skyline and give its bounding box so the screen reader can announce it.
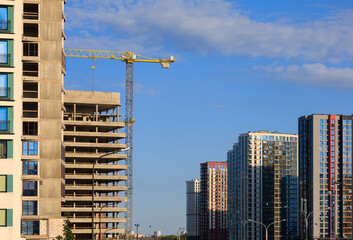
[64,0,353,235]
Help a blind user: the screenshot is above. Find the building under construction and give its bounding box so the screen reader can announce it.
[62,90,128,239]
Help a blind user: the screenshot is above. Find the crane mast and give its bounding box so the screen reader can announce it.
[64,48,174,239]
[125,61,134,237]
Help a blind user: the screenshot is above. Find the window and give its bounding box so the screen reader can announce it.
[0,209,12,227]
[0,141,6,158]
[0,107,7,131]
[21,220,39,235]
[22,161,38,175]
[0,74,12,100]
[0,6,13,33]
[22,141,38,155]
[0,107,12,133]
[22,181,37,196]
[0,41,8,64]
[0,74,7,97]
[0,175,12,192]
[22,201,38,215]
[0,7,8,30]
[23,122,38,135]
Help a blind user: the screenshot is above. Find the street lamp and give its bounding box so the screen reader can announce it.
[135,224,140,240]
[248,218,286,240]
[91,148,131,240]
[99,203,116,240]
[300,211,313,240]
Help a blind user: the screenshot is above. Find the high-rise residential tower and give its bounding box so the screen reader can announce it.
[186,179,201,240]
[299,114,353,239]
[62,90,127,240]
[228,131,298,240]
[199,162,227,240]
[0,0,66,239]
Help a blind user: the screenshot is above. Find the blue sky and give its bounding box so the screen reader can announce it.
[64,0,353,235]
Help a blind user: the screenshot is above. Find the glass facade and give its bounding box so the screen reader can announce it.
[228,131,298,240]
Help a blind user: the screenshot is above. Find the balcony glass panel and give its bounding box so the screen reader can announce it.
[0,107,8,131]
[0,6,13,33]
[0,7,7,30]
[0,41,8,64]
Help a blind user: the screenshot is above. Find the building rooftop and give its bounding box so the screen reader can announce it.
[64,90,121,105]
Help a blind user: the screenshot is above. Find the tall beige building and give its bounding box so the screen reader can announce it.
[0,0,66,239]
[62,90,127,240]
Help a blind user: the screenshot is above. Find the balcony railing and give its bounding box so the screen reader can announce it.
[0,20,12,33]
[0,87,11,99]
[23,89,38,98]
[23,110,38,118]
[23,12,39,20]
[0,121,12,134]
[0,54,12,66]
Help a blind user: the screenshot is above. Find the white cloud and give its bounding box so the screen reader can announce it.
[263,63,353,88]
[65,0,353,62]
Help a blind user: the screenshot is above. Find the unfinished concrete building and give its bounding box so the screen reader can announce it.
[62,90,127,239]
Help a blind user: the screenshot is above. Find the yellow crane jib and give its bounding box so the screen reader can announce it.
[63,49,175,68]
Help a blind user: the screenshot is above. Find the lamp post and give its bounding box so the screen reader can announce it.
[300,211,313,240]
[248,218,286,240]
[99,203,115,240]
[103,227,122,239]
[135,224,140,240]
[91,148,131,240]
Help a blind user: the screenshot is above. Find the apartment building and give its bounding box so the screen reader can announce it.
[186,179,200,240]
[0,0,66,239]
[228,131,298,240]
[199,162,227,240]
[62,90,127,240]
[299,114,353,239]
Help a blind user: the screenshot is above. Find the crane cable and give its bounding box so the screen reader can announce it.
[91,65,95,91]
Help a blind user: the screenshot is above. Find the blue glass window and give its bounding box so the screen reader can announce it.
[0,41,8,64]
[21,220,39,235]
[0,7,7,30]
[22,141,38,155]
[0,74,8,97]
[22,181,37,196]
[22,201,38,215]
[22,161,38,175]
[0,107,8,131]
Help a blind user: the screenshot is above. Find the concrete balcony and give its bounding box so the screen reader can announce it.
[64,120,124,128]
[62,206,127,213]
[65,174,127,181]
[72,228,125,234]
[65,163,127,170]
[65,142,126,149]
[65,195,127,202]
[65,152,127,159]
[66,185,128,191]
[69,217,126,223]
[64,131,126,139]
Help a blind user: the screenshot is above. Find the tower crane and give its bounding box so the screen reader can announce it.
[64,49,175,238]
